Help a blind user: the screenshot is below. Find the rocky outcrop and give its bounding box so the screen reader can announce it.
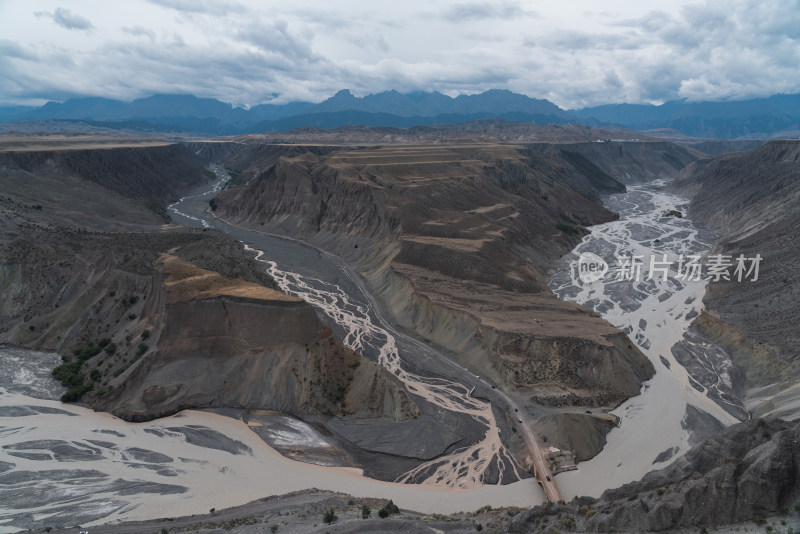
[97,255,420,422]
[532,413,619,462]
[490,331,653,407]
[509,418,800,532]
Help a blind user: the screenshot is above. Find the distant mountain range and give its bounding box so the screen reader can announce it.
[2,89,800,139]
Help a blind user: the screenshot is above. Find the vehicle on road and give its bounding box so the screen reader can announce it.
[546,475,551,481]
[517,417,522,423]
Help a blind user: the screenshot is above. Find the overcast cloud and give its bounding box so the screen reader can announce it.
[1,0,799,108]
[34,7,94,31]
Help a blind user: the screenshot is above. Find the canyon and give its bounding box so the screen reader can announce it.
[1,128,798,533]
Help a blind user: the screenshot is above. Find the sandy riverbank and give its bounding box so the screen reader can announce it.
[0,385,541,532]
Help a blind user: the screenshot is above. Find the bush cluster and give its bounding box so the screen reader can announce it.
[52,338,124,402]
[52,358,92,402]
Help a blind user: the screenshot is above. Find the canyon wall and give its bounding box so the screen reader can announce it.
[216,143,657,408]
[98,255,419,422]
[672,140,800,419]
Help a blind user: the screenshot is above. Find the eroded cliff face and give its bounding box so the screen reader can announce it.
[97,255,420,422]
[0,206,418,424]
[672,140,800,419]
[527,141,701,185]
[215,143,655,408]
[509,418,800,533]
[0,144,212,219]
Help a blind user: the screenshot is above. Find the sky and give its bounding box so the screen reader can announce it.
[1,0,799,109]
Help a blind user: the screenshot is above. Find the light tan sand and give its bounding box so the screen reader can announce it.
[160,253,301,303]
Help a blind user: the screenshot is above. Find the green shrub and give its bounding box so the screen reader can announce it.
[559,516,576,529]
[141,329,151,339]
[136,342,148,356]
[90,369,101,382]
[209,198,218,211]
[52,361,83,385]
[128,313,137,320]
[113,362,132,377]
[378,508,389,518]
[73,343,102,362]
[61,383,92,402]
[361,505,371,519]
[323,508,337,524]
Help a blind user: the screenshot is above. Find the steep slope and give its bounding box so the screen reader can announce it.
[0,143,212,218]
[215,143,655,412]
[527,141,701,184]
[672,140,800,419]
[97,254,419,422]
[509,417,800,532]
[0,140,419,426]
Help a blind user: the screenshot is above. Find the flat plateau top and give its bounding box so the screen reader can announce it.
[0,134,175,152]
[160,253,301,304]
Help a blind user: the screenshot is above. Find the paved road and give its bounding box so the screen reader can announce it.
[473,378,564,503]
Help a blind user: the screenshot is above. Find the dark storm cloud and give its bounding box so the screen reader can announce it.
[516,0,800,106]
[236,20,320,63]
[441,1,533,21]
[528,30,641,51]
[145,0,245,15]
[0,40,37,60]
[35,7,94,30]
[3,0,800,108]
[122,26,156,41]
